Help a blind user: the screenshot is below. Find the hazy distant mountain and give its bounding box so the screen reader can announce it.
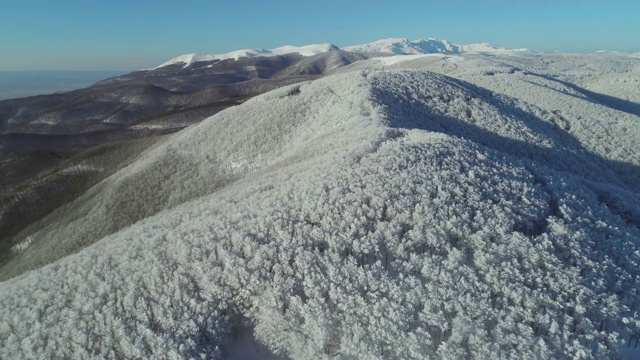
[0,70,124,99]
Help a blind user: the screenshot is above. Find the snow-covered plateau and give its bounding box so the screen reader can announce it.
[1,41,640,359]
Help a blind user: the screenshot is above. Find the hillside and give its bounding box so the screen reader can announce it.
[1,69,639,359]
[0,50,367,254]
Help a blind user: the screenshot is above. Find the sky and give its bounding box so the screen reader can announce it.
[1,0,639,71]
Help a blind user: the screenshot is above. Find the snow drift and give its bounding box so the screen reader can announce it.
[1,70,639,359]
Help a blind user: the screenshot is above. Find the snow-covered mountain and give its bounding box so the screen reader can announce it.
[344,37,530,55]
[3,52,640,358]
[458,42,530,54]
[343,37,460,54]
[2,36,640,359]
[154,37,530,69]
[156,43,340,68]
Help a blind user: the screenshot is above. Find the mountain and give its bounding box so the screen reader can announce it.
[1,67,639,359]
[156,43,340,69]
[0,50,367,250]
[1,37,640,359]
[343,37,460,54]
[343,37,530,55]
[153,38,529,70]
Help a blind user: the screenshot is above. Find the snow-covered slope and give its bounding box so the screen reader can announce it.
[343,37,529,55]
[459,42,530,54]
[332,51,640,174]
[1,69,639,359]
[156,43,339,68]
[155,53,219,68]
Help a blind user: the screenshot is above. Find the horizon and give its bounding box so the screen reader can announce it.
[2,0,639,71]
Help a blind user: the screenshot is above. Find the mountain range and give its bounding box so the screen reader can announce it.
[155,43,340,69]
[156,38,530,69]
[1,36,640,359]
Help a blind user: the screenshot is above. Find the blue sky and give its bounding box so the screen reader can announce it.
[1,0,639,71]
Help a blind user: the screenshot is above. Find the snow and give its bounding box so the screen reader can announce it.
[344,37,441,54]
[9,236,33,254]
[375,53,464,66]
[375,53,443,65]
[153,37,530,69]
[1,63,639,359]
[155,43,339,69]
[344,37,529,56]
[459,42,529,54]
[155,53,218,68]
[270,43,339,57]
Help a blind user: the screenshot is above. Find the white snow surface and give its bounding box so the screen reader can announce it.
[375,53,465,66]
[1,65,640,359]
[155,43,339,68]
[344,37,529,55]
[343,37,458,55]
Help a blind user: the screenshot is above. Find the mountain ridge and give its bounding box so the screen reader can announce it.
[1,69,639,359]
[154,37,530,69]
[2,34,640,359]
[155,43,340,69]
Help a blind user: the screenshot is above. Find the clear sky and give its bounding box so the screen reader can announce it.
[1,0,639,71]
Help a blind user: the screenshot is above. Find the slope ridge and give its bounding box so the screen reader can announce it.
[1,70,639,359]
